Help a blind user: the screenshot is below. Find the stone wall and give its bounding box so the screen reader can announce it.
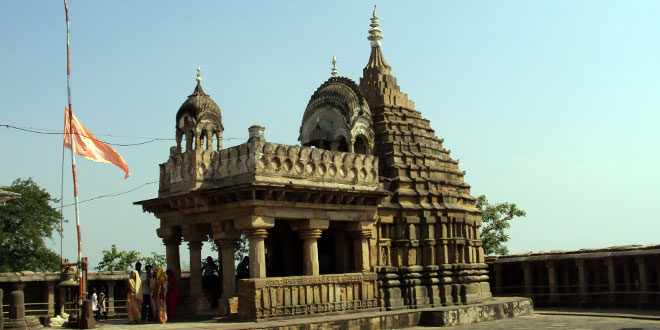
[159,140,380,197]
[0,271,191,319]
[487,244,660,308]
[237,272,378,320]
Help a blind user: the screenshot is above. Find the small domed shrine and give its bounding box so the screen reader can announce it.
[137,7,491,321]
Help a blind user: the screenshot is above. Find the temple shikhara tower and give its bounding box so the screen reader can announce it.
[137,7,491,320]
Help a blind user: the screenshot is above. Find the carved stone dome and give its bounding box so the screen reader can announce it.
[176,83,223,130]
[299,77,374,154]
[175,81,224,152]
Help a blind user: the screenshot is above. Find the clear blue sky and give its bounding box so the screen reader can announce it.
[1,1,659,268]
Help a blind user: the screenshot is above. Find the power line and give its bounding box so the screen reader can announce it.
[0,124,247,146]
[61,181,158,207]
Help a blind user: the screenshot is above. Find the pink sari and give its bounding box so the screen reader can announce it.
[166,269,179,321]
[126,270,142,322]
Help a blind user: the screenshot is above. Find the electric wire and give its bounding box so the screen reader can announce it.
[61,181,158,208]
[1,124,246,146]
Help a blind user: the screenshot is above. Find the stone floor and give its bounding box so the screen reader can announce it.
[95,309,660,330]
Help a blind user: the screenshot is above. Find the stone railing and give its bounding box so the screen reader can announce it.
[237,272,379,320]
[159,140,380,196]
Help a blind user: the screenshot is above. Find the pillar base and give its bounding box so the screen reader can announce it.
[218,295,239,316]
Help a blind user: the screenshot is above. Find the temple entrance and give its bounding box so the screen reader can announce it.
[266,221,303,277]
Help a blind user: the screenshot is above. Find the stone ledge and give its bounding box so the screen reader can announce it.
[229,297,532,329]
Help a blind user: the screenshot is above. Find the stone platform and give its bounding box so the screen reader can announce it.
[102,297,532,329]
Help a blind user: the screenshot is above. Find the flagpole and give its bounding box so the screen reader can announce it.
[63,0,84,321]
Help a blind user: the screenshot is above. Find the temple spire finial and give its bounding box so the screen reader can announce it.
[368,5,383,48]
[196,66,202,83]
[331,54,339,77]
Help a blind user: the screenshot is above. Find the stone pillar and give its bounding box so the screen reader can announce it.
[351,229,372,272]
[493,264,503,296]
[562,262,571,294]
[622,258,631,293]
[0,288,3,330]
[217,238,237,296]
[635,256,648,306]
[46,281,56,316]
[246,229,268,278]
[575,259,587,306]
[188,240,204,312]
[604,259,616,303]
[211,220,240,316]
[106,280,116,317]
[546,261,558,304]
[234,215,275,279]
[157,225,182,280]
[217,238,237,315]
[522,262,533,297]
[9,287,25,320]
[164,237,182,280]
[422,224,436,266]
[299,229,323,275]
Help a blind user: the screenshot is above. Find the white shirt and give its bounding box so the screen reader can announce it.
[140,273,151,295]
[91,293,98,311]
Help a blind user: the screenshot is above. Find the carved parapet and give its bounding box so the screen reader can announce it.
[159,140,381,197]
[237,272,378,320]
[253,142,379,190]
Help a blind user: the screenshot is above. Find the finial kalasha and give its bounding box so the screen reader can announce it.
[331,54,339,77]
[368,5,383,47]
[196,66,202,82]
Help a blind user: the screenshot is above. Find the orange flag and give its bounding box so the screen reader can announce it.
[63,107,130,178]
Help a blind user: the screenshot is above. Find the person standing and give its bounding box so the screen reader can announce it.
[154,267,168,323]
[202,256,220,307]
[126,270,142,323]
[141,265,154,322]
[98,291,107,321]
[236,256,249,279]
[166,269,179,321]
[91,288,99,321]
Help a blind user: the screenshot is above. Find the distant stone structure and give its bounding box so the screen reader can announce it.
[136,8,491,320]
[487,244,660,308]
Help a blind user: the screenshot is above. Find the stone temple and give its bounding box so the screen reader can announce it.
[136,8,491,320]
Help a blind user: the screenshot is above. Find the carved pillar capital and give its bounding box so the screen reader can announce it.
[182,224,208,243]
[245,228,268,239]
[215,238,237,249]
[163,236,182,246]
[349,229,372,239]
[299,229,323,240]
[188,241,203,250]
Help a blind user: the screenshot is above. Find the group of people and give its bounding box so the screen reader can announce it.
[126,262,179,324]
[89,287,107,321]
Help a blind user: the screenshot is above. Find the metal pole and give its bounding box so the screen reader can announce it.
[63,1,84,327]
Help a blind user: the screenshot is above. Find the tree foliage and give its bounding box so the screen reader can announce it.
[95,244,166,271]
[0,178,64,272]
[476,195,526,256]
[142,251,166,269]
[95,244,141,271]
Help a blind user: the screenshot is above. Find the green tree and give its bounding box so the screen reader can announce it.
[142,252,166,269]
[0,178,64,272]
[476,195,526,255]
[95,244,141,271]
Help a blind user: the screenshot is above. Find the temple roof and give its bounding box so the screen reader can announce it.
[175,78,223,130]
[301,76,371,127]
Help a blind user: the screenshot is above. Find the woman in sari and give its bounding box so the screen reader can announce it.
[166,269,179,321]
[154,267,168,323]
[126,270,142,323]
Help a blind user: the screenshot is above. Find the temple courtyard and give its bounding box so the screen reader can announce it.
[95,308,660,330]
